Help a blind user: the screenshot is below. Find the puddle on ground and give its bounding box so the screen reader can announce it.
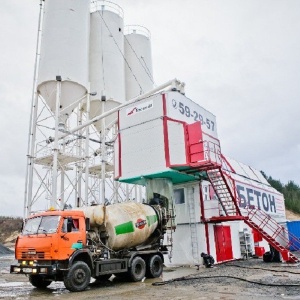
[0,281,28,287]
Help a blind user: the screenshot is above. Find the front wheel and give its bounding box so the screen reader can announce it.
[64,261,91,292]
[128,256,146,282]
[29,275,51,288]
[146,255,163,278]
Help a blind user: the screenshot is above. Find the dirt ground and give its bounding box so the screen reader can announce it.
[1,254,300,300]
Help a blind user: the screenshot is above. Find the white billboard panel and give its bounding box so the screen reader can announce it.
[232,175,286,222]
[165,92,218,139]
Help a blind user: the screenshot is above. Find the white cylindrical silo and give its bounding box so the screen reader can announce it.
[124,25,154,101]
[37,0,90,119]
[88,1,125,131]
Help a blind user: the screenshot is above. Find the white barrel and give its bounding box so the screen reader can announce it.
[88,2,125,131]
[81,203,158,250]
[37,0,90,118]
[124,26,154,101]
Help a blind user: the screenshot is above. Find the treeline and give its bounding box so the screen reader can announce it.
[261,171,300,214]
[0,216,22,243]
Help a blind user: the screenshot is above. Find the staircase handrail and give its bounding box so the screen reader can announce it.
[242,205,300,251]
[207,167,242,216]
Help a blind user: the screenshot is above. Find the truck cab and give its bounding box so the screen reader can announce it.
[14,210,87,261]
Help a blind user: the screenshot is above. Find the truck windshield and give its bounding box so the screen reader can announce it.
[23,216,60,235]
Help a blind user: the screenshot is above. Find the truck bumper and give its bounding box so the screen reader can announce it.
[10,263,57,275]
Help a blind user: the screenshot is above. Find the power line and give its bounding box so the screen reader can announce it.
[124,33,155,86]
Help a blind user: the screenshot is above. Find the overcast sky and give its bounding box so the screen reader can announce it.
[1,0,299,216]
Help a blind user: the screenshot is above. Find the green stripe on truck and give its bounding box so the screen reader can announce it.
[147,215,158,226]
[115,221,135,235]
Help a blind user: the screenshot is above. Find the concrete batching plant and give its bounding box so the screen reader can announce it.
[16,2,300,293]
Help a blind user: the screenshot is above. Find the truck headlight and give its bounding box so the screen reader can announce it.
[39,267,48,273]
[13,267,21,272]
[32,269,37,273]
[21,261,27,265]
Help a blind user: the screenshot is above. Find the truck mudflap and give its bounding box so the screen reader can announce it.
[10,263,58,276]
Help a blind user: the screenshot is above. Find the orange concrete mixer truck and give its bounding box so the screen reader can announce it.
[10,199,171,292]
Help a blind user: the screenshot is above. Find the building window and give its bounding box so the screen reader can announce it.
[174,188,185,204]
[204,186,208,201]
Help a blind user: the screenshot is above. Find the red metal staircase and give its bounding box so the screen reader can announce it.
[244,207,300,263]
[208,168,300,262]
[207,168,241,216]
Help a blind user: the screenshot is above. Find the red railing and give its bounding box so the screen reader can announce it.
[243,206,300,262]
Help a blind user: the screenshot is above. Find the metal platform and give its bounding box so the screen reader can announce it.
[83,163,114,177]
[34,153,83,168]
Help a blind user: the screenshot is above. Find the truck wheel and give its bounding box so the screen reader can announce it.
[129,256,146,282]
[146,255,163,278]
[29,275,51,288]
[64,261,91,292]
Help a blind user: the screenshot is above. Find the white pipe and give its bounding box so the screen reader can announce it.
[60,79,180,139]
[84,85,91,206]
[76,106,83,207]
[51,80,61,209]
[26,93,39,216]
[101,101,106,204]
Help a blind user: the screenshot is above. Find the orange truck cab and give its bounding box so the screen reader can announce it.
[13,210,87,262]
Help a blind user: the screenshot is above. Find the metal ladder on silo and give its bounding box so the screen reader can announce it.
[187,186,200,265]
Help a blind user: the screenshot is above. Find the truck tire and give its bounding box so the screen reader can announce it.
[128,256,146,282]
[64,261,91,292]
[146,255,163,278]
[29,275,51,288]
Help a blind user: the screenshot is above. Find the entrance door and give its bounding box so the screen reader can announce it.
[214,225,233,262]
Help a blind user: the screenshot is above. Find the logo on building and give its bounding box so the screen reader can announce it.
[135,218,147,229]
[126,101,153,116]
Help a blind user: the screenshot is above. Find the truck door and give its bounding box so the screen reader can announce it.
[58,217,86,260]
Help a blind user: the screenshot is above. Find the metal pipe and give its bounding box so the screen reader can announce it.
[84,84,91,206]
[59,79,180,139]
[76,105,83,207]
[51,80,62,209]
[101,100,106,204]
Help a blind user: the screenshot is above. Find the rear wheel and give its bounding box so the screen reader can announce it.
[146,255,163,278]
[64,261,91,292]
[128,256,146,282]
[29,275,51,288]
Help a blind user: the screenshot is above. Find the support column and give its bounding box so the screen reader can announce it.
[84,87,90,206]
[51,78,62,209]
[101,99,106,204]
